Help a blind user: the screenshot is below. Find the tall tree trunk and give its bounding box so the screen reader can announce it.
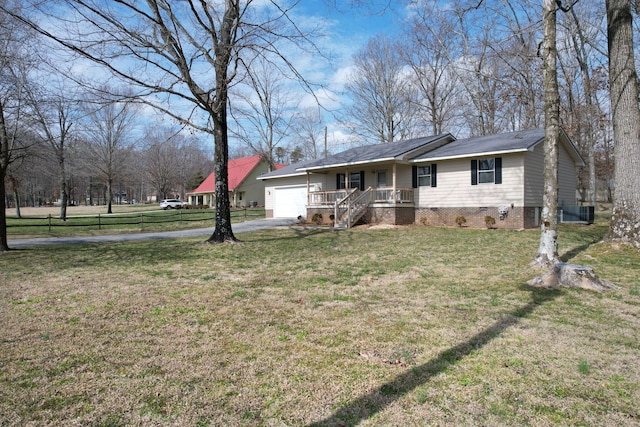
[569,8,598,207]
[58,154,68,221]
[533,0,560,268]
[208,102,236,243]
[0,101,10,252]
[207,1,237,244]
[0,173,8,252]
[9,175,21,218]
[606,0,640,248]
[14,187,21,218]
[107,177,113,214]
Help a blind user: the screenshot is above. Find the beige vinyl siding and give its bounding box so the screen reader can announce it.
[324,163,412,190]
[523,143,545,206]
[523,140,579,207]
[395,165,413,188]
[236,161,272,206]
[415,154,525,208]
[558,143,579,206]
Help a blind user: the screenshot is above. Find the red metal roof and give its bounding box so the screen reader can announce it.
[189,155,285,193]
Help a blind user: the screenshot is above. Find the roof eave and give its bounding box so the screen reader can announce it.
[299,157,397,172]
[411,148,529,163]
[559,128,586,167]
[258,171,307,180]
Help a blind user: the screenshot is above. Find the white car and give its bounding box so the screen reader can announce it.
[160,199,186,209]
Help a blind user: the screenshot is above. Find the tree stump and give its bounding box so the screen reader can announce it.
[527,263,616,293]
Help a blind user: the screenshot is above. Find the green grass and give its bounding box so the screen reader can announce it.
[1,220,639,426]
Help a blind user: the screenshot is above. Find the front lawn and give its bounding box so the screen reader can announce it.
[1,222,638,426]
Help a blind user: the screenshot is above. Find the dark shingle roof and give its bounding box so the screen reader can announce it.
[300,134,453,170]
[412,129,544,161]
[257,158,318,180]
[259,128,583,180]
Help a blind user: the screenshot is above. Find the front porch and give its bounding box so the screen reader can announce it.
[308,187,414,206]
[306,186,415,228]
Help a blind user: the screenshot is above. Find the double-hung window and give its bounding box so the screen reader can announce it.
[337,172,365,191]
[471,158,502,185]
[418,166,431,186]
[478,159,495,183]
[412,164,437,188]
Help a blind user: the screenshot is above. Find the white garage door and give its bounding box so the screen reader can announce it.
[274,185,308,218]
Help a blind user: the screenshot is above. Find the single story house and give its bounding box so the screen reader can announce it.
[187,155,282,208]
[258,129,585,229]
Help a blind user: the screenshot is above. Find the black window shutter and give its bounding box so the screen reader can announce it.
[336,173,343,189]
[431,164,437,187]
[494,157,502,184]
[412,166,418,188]
[360,171,365,191]
[471,160,478,185]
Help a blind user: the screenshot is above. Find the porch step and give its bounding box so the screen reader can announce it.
[334,204,367,229]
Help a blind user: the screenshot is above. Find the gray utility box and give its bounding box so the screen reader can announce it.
[558,206,595,224]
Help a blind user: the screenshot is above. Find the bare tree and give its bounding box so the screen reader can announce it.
[606,0,640,248]
[292,107,325,160]
[532,0,561,268]
[24,83,79,220]
[5,0,322,244]
[404,1,463,135]
[0,1,38,251]
[558,4,607,207]
[81,95,137,214]
[493,1,544,131]
[144,131,181,201]
[231,58,297,169]
[143,125,212,200]
[344,35,417,144]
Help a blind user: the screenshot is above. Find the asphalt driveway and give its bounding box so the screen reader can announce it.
[7,217,299,249]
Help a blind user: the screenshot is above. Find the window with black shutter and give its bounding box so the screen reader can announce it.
[472,158,501,184]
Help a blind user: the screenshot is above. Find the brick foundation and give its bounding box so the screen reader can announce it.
[306,207,335,225]
[364,205,415,225]
[304,205,539,229]
[414,206,538,229]
[306,204,415,226]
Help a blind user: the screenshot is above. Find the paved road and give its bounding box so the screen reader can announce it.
[7,217,299,249]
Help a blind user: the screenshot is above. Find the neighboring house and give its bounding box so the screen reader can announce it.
[258,129,585,229]
[187,155,281,208]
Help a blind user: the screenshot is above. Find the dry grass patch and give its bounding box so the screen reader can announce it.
[1,224,639,426]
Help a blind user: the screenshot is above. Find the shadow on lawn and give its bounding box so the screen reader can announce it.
[308,287,561,427]
[247,227,337,243]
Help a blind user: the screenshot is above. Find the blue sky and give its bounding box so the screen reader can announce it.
[39,1,408,155]
[275,1,408,151]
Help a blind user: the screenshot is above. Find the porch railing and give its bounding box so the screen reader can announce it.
[373,187,414,203]
[308,189,348,205]
[309,186,414,205]
[334,187,374,229]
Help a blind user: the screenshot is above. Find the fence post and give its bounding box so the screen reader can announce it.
[140,212,144,230]
[98,214,101,230]
[48,214,52,232]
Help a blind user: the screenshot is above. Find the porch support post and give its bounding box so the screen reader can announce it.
[392,163,397,202]
[306,172,310,205]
